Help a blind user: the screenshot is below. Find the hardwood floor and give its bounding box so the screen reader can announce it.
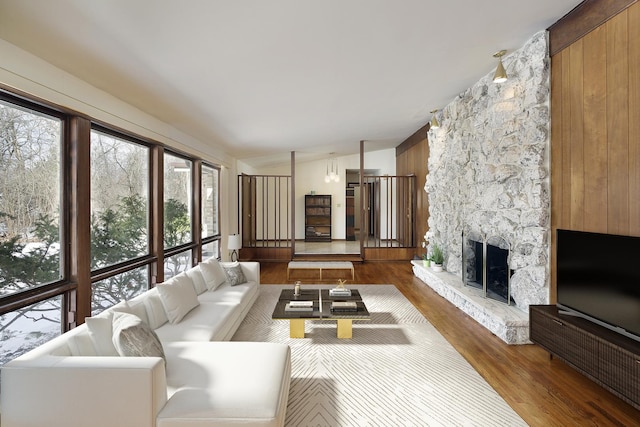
[259,261,640,427]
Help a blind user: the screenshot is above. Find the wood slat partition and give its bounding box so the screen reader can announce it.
[550,1,640,302]
[396,123,430,258]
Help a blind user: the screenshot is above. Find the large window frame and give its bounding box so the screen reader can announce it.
[0,86,224,365]
[201,163,221,260]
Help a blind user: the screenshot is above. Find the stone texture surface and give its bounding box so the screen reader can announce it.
[424,31,550,313]
[412,261,530,345]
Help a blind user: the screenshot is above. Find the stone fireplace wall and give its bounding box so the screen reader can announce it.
[425,31,550,312]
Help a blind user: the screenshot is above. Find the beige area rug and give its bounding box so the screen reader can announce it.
[232,285,527,427]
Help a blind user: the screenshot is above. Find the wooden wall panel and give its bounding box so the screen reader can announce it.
[582,27,609,232]
[607,11,630,235]
[630,5,640,235]
[569,39,585,230]
[396,125,429,258]
[551,2,640,302]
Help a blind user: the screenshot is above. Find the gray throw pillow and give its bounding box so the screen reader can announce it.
[112,311,165,361]
[222,264,247,286]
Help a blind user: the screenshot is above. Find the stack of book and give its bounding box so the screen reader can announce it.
[330,301,358,312]
[285,301,313,311]
[329,287,351,297]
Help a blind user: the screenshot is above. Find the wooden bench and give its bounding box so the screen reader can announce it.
[287,261,355,281]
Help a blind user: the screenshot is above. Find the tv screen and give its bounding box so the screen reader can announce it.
[556,229,640,341]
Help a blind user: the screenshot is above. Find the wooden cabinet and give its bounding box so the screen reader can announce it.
[305,195,331,242]
[530,305,640,410]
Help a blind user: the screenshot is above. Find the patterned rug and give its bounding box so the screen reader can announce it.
[232,285,526,427]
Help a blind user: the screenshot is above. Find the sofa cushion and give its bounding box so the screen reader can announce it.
[157,273,200,324]
[221,262,247,286]
[186,265,208,294]
[154,301,237,342]
[158,341,290,427]
[199,258,227,291]
[112,311,165,361]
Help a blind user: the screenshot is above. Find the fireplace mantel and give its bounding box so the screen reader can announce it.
[412,261,530,345]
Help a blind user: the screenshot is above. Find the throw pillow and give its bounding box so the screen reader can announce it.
[186,265,208,294]
[222,263,247,286]
[85,314,119,356]
[144,288,169,329]
[111,311,165,361]
[199,258,227,291]
[156,273,200,323]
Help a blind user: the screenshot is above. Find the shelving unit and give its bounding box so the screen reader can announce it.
[305,194,331,242]
[530,305,640,410]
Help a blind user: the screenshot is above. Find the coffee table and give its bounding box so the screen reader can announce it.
[271,288,369,339]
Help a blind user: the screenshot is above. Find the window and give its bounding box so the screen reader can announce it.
[0,96,65,369]
[0,99,63,296]
[201,164,219,238]
[164,250,192,280]
[90,129,150,269]
[0,295,63,366]
[164,153,192,248]
[91,266,148,315]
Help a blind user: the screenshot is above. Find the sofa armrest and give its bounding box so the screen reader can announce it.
[1,356,167,427]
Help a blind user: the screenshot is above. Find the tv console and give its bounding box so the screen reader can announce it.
[529,305,640,410]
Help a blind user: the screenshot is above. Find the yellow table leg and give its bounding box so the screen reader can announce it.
[290,319,305,338]
[336,319,353,339]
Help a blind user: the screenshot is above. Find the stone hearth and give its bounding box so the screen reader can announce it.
[412,261,529,344]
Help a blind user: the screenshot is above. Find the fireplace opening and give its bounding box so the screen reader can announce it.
[463,233,513,305]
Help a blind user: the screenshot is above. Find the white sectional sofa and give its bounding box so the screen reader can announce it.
[1,259,291,427]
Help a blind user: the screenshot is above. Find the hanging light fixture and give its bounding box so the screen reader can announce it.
[493,50,508,83]
[430,109,440,129]
[324,156,340,183]
[324,161,331,183]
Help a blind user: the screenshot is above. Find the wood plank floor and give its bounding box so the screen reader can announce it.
[259,261,640,427]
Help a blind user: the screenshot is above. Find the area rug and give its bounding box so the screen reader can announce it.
[232,285,527,426]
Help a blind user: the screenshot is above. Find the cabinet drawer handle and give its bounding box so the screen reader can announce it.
[552,319,563,326]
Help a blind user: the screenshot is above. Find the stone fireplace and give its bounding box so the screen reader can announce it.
[463,233,512,305]
[413,31,551,344]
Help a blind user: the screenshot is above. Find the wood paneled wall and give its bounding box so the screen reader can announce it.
[396,124,430,258]
[550,1,640,301]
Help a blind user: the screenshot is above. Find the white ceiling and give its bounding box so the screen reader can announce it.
[0,0,579,168]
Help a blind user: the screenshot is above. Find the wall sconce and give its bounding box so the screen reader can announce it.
[430,109,440,129]
[493,50,508,83]
[228,234,242,262]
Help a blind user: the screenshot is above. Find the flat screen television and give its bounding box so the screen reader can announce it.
[556,229,640,342]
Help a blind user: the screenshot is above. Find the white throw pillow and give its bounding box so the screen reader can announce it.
[186,265,208,294]
[199,258,227,291]
[156,273,200,323]
[85,313,118,356]
[144,288,169,329]
[111,312,165,361]
[124,300,150,326]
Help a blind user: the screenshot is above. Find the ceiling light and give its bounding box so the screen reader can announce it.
[325,157,340,183]
[430,109,440,129]
[493,50,508,83]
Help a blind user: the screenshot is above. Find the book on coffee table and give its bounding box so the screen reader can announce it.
[285,303,314,312]
[330,301,358,312]
[288,301,313,307]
